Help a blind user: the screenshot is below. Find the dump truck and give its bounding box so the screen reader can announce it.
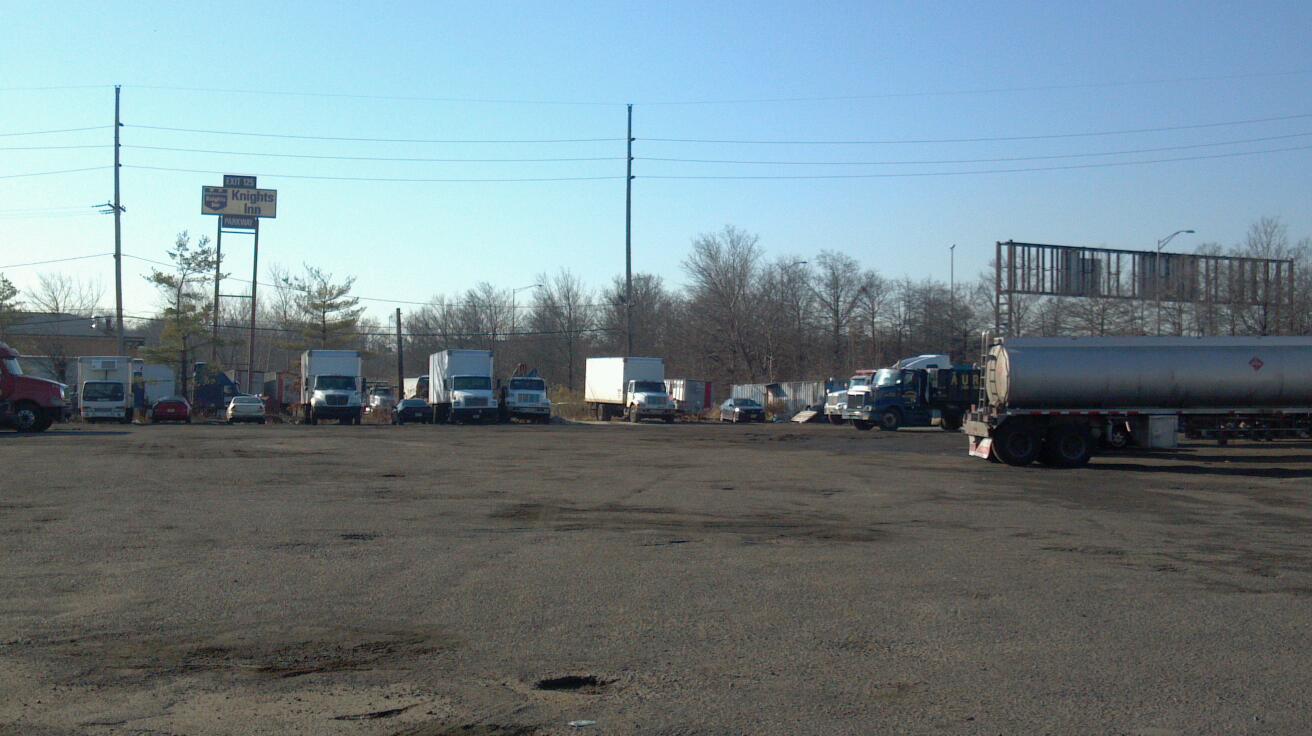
[429,349,497,423]
[0,341,67,432]
[585,357,675,422]
[300,350,364,425]
[965,336,1312,467]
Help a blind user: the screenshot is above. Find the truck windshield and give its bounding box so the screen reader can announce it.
[315,376,356,391]
[850,376,869,387]
[453,376,491,391]
[509,378,545,391]
[83,381,124,401]
[632,381,665,393]
[3,357,21,376]
[874,369,900,387]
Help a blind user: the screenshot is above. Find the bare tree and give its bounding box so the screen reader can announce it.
[528,269,595,390]
[682,225,767,382]
[812,250,863,374]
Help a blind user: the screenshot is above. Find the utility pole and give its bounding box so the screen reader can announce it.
[247,223,259,394]
[624,103,633,358]
[113,85,124,356]
[395,308,404,397]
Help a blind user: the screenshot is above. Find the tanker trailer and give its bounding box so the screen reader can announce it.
[964,336,1312,467]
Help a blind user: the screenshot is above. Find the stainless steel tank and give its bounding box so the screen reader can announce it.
[986,337,1312,409]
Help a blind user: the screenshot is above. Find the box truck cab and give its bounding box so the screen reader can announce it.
[429,349,496,423]
[300,350,364,425]
[0,341,67,432]
[77,355,133,424]
[502,371,551,423]
[585,356,675,423]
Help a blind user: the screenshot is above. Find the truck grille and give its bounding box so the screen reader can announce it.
[464,397,488,408]
[516,394,536,404]
[847,392,865,407]
[325,395,347,406]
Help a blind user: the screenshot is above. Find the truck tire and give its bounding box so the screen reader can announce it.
[11,402,46,433]
[940,412,963,432]
[852,419,874,431]
[879,409,902,431]
[993,421,1041,466]
[629,406,640,423]
[663,415,674,424]
[1040,424,1093,468]
[827,414,845,425]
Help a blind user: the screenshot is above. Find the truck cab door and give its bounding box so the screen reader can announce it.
[900,370,932,426]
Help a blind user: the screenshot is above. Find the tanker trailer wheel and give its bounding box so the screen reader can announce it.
[879,408,902,431]
[1040,424,1093,468]
[993,421,1041,466]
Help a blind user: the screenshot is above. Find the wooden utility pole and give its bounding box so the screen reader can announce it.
[113,85,124,355]
[395,307,403,397]
[624,103,633,357]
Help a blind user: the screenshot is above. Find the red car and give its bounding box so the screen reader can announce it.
[150,397,192,424]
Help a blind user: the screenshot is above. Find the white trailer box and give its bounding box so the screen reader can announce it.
[585,357,674,422]
[76,355,133,423]
[665,378,710,415]
[429,350,496,423]
[140,363,176,404]
[299,350,364,424]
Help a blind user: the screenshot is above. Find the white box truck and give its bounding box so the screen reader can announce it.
[585,357,675,423]
[76,355,133,424]
[300,350,364,425]
[429,349,496,423]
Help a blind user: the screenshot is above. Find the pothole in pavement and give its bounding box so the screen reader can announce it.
[534,674,606,692]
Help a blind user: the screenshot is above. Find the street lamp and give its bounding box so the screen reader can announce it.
[509,283,542,337]
[1154,229,1195,335]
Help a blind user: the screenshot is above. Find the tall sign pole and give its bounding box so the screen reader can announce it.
[212,219,222,362]
[624,103,633,357]
[113,85,124,355]
[247,221,259,394]
[201,175,275,394]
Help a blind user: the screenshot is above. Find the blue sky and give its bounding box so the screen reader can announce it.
[2,1,1310,320]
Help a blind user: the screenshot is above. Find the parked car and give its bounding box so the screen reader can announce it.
[149,396,191,424]
[719,397,766,423]
[393,398,434,425]
[226,395,266,424]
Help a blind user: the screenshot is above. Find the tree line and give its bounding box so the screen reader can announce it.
[7,216,1309,397]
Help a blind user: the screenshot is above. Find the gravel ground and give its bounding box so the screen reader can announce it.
[2,420,1310,735]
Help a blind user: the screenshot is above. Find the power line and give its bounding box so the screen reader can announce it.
[637,132,1312,166]
[123,165,624,183]
[0,144,110,151]
[0,125,111,138]
[0,166,112,180]
[639,143,1312,179]
[641,112,1312,145]
[0,253,113,270]
[120,69,1312,106]
[127,144,624,163]
[129,124,624,144]
[0,205,101,214]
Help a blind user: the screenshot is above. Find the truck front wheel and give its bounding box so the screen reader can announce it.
[827,414,845,425]
[993,421,1041,466]
[11,402,47,433]
[852,419,874,431]
[629,406,640,423]
[879,409,902,431]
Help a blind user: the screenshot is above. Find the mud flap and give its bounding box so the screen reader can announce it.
[969,436,993,459]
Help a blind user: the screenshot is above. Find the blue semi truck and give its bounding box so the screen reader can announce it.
[842,354,979,432]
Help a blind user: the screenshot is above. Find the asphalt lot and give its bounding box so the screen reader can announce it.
[2,420,1310,735]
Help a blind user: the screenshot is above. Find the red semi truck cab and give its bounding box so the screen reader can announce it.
[0,341,68,432]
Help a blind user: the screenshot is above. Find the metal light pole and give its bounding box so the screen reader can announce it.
[1154,229,1195,335]
[509,283,541,337]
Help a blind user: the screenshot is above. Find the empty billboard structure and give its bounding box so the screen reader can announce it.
[994,240,1296,336]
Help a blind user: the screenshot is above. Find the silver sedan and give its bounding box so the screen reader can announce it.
[226,395,267,424]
